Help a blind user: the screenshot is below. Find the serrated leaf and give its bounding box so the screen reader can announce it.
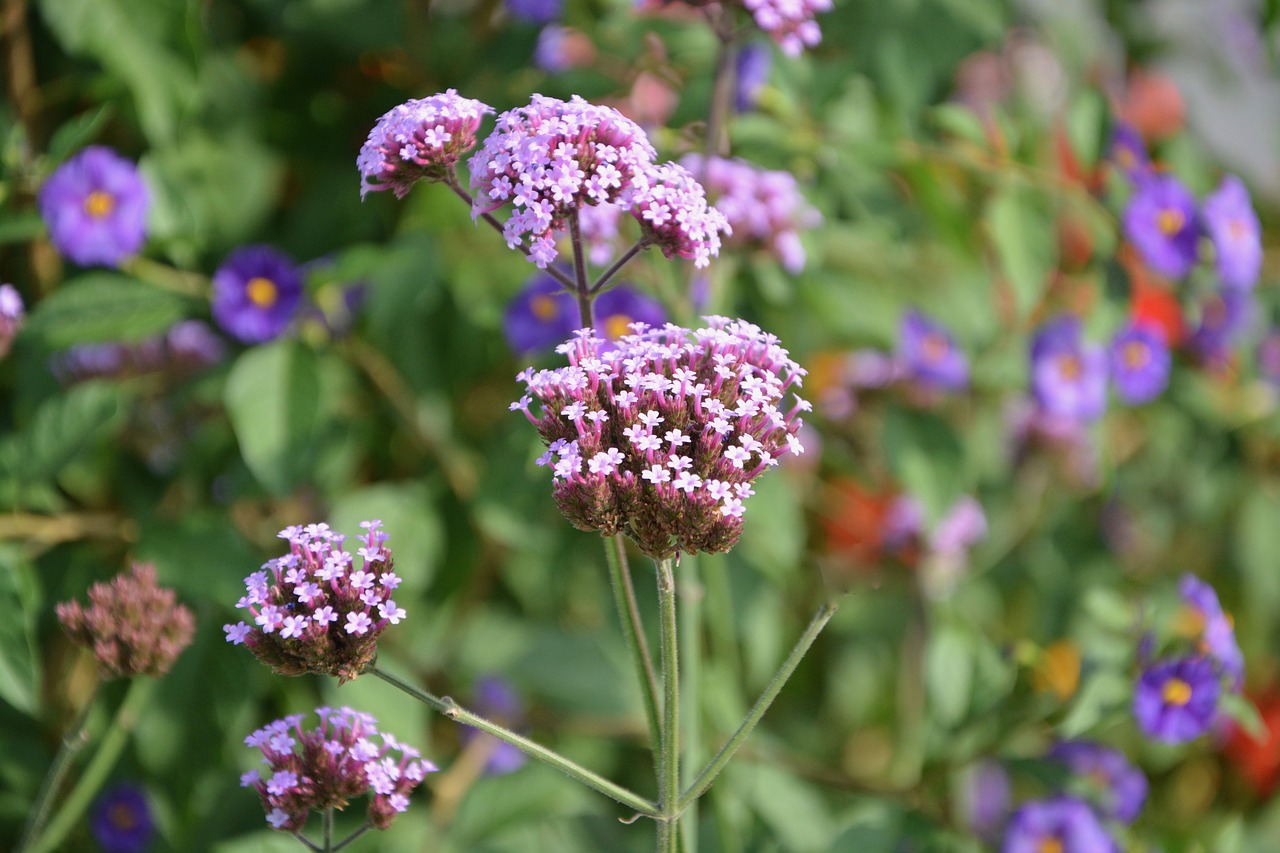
[25,273,191,347]
[224,340,322,495]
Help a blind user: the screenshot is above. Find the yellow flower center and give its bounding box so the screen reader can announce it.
[1228,218,1249,242]
[1122,340,1150,370]
[246,276,278,308]
[83,190,116,219]
[922,332,950,364]
[530,294,560,322]
[1038,839,1064,853]
[1156,208,1185,236]
[1162,676,1193,707]
[604,313,633,341]
[1116,147,1135,169]
[1057,353,1082,381]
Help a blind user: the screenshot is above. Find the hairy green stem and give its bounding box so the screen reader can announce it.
[678,600,839,810]
[568,211,593,328]
[679,556,702,853]
[332,822,372,851]
[589,239,651,295]
[15,682,100,853]
[656,556,680,852]
[370,665,656,816]
[605,535,662,758]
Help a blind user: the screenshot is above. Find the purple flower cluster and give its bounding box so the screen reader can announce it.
[511,317,807,557]
[224,521,406,682]
[38,146,149,268]
[629,161,730,269]
[1000,796,1115,853]
[51,320,225,385]
[681,154,820,273]
[1030,316,1173,419]
[741,0,831,56]
[56,562,196,680]
[242,706,436,832]
[0,283,25,359]
[211,245,304,344]
[358,90,493,199]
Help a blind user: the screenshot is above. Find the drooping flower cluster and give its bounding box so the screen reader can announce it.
[469,94,658,267]
[56,562,195,680]
[0,283,25,359]
[241,706,436,832]
[629,161,730,269]
[38,146,150,268]
[740,0,831,56]
[224,521,406,682]
[512,317,807,557]
[358,90,494,199]
[51,320,225,385]
[212,245,305,344]
[680,154,820,273]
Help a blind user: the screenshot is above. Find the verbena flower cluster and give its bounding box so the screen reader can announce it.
[56,562,195,680]
[242,706,436,832]
[51,320,225,385]
[358,89,494,199]
[628,161,729,269]
[680,154,820,273]
[740,0,832,56]
[224,521,405,682]
[38,146,149,268]
[511,317,807,557]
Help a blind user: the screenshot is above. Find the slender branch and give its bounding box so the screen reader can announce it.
[0,512,136,546]
[605,535,662,758]
[702,13,738,162]
[678,600,839,810]
[589,239,651,295]
[323,807,334,852]
[656,556,680,852]
[679,555,702,853]
[332,822,373,851]
[292,832,323,853]
[369,665,657,816]
[1,0,39,156]
[15,682,100,853]
[568,210,593,329]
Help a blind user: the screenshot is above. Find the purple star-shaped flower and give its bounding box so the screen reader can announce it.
[1201,175,1262,290]
[1133,655,1221,743]
[211,245,303,343]
[1179,574,1244,688]
[90,783,154,853]
[1107,121,1150,183]
[1048,741,1148,824]
[1123,174,1199,279]
[898,310,969,392]
[1001,796,1116,853]
[38,146,149,268]
[1109,323,1170,405]
[504,273,579,355]
[594,286,666,343]
[1030,317,1107,422]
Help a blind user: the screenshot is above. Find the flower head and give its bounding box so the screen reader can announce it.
[1133,655,1221,743]
[243,706,436,832]
[358,91,493,199]
[38,146,149,267]
[741,0,832,56]
[1109,323,1170,405]
[225,521,404,682]
[630,162,730,269]
[514,317,806,557]
[897,311,969,393]
[212,245,304,344]
[1201,175,1262,290]
[56,562,195,679]
[1178,573,1244,688]
[504,273,580,355]
[960,760,1010,842]
[1107,121,1150,182]
[1188,288,1253,368]
[1123,174,1199,279]
[1048,741,1148,824]
[0,283,25,359]
[1000,796,1116,853]
[1030,317,1108,422]
[90,783,155,853]
[469,94,657,268]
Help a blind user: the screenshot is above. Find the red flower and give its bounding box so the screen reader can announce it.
[1223,691,1280,797]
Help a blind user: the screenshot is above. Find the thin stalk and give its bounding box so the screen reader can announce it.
[332,822,373,852]
[589,239,651,295]
[568,210,593,328]
[31,677,153,853]
[292,833,322,853]
[604,534,662,757]
[323,807,334,852]
[370,665,656,816]
[15,681,100,853]
[702,15,738,162]
[679,556,702,853]
[656,556,680,853]
[678,600,839,810]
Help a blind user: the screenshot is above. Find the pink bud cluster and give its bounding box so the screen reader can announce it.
[242,706,437,832]
[56,562,195,680]
[468,94,658,268]
[682,154,821,273]
[224,521,406,683]
[511,317,808,557]
[631,162,730,269]
[742,0,831,56]
[358,89,494,199]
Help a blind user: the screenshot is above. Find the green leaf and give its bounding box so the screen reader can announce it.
[1,381,121,488]
[224,340,322,495]
[45,105,115,166]
[0,212,45,246]
[739,763,835,852]
[929,103,990,148]
[24,273,191,348]
[1058,671,1129,738]
[925,625,972,728]
[0,547,39,716]
[882,406,965,527]
[986,185,1056,319]
[1219,692,1268,742]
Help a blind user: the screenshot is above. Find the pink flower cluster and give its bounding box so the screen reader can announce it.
[682,154,821,273]
[224,521,405,682]
[742,0,831,56]
[631,162,730,269]
[511,317,808,557]
[242,706,436,832]
[358,89,493,199]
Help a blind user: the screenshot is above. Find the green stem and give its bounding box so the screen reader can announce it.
[568,210,593,329]
[323,807,334,852]
[331,822,373,851]
[31,677,153,853]
[678,600,839,810]
[605,535,662,757]
[15,682,100,853]
[679,555,701,853]
[589,239,651,295]
[370,665,656,816]
[656,556,680,853]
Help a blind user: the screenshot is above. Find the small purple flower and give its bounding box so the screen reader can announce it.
[358,90,493,199]
[735,43,772,112]
[1107,121,1150,182]
[1049,741,1148,824]
[1133,656,1221,743]
[961,760,1010,842]
[90,783,154,853]
[504,273,579,355]
[244,706,437,832]
[1179,574,1244,688]
[1001,797,1116,853]
[931,495,987,556]
[1030,317,1108,422]
[464,677,529,774]
[1109,323,1170,405]
[0,283,25,359]
[211,245,304,344]
[741,0,832,56]
[506,0,562,24]
[630,161,730,269]
[165,320,226,370]
[534,25,572,73]
[594,286,666,343]
[1188,289,1253,368]
[1123,174,1199,280]
[38,146,149,267]
[1201,175,1262,290]
[898,311,969,392]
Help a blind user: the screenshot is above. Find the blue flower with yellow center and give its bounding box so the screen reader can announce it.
[211,245,304,344]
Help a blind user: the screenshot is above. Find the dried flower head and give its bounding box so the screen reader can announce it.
[56,562,195,679]
[242,706,437,832]
[358,90,494,200]
[512,317,808,557]
[224,521,405,682]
